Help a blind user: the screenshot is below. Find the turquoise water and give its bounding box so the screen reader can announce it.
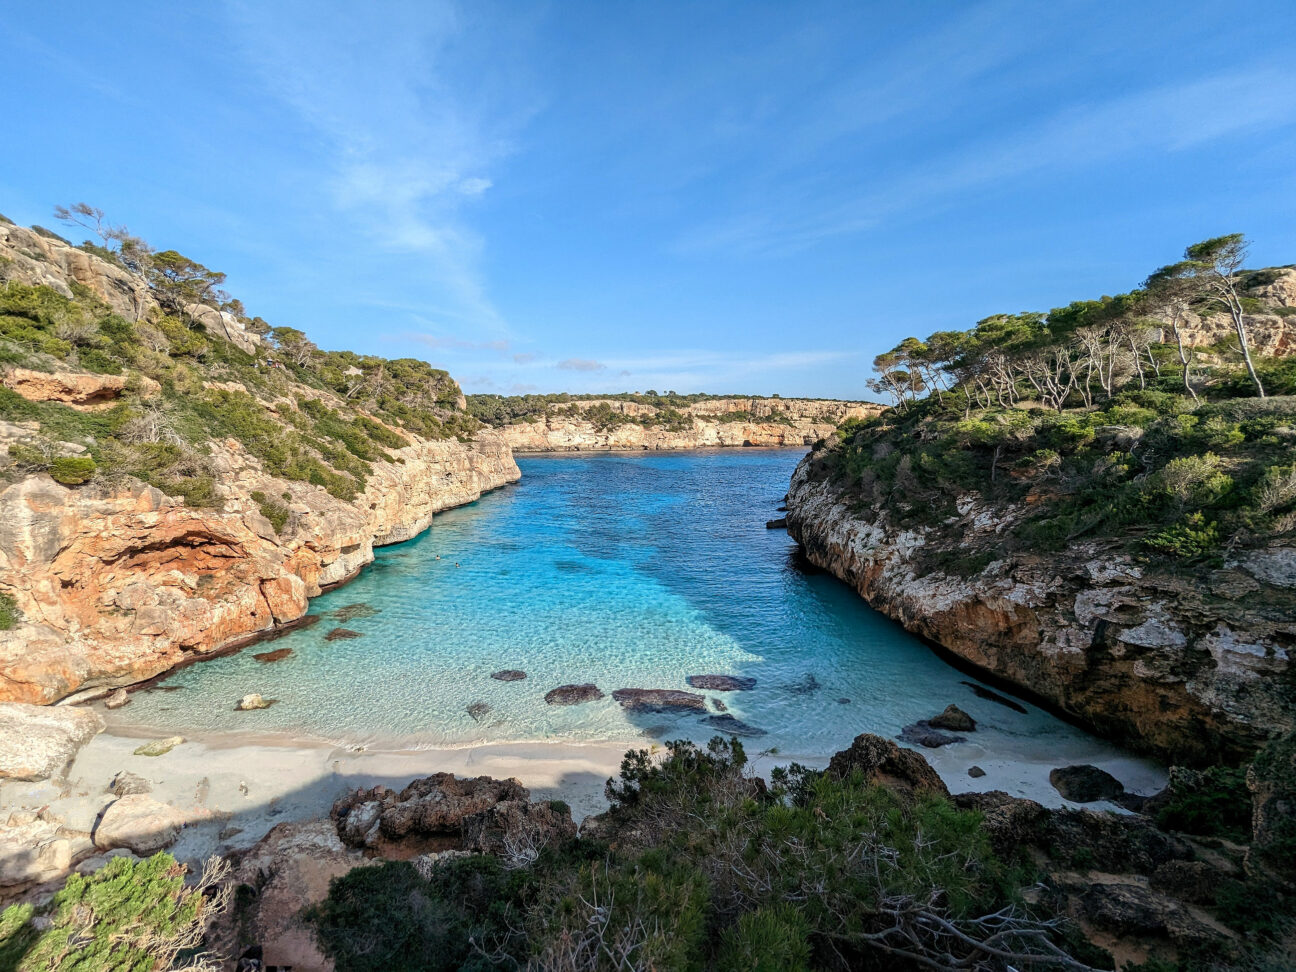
[116,450,1160,784]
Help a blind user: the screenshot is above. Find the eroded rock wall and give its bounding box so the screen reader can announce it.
[499,398,882,452]
[0,434,519,704]
[786,454,1295,763]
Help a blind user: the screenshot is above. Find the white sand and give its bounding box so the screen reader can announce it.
[0,714,1167,874]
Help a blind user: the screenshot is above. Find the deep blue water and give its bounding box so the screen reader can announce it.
[118,450,1160,784]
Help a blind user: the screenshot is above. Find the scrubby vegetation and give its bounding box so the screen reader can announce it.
[466,390,801,428]
[0,206,479,502]
[308,738,1091,971]
[0,853,229,971]
[819,235,1296,567]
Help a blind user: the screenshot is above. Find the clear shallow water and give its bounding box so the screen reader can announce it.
[117,450,1161,787]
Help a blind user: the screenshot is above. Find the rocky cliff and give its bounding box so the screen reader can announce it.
[495,397,882,452]
[0,217,519,704]
[786,451,1295,764]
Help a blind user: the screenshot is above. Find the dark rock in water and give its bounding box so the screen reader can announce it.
[961,680,1027,714]
[545,683,605,705]
[968,765,986,779]
[491,670,527,682]
[253,647,293,664]
[710,697,728,712]
[467,701,490,722]
[786,673,820,695]
[765,517,788,529]
[826,733,949,798]
[928,704,977,732]
[1049,764,1125,803]
[702,714,767,737]
[612,688,707,713]
[325,627,363,641]
[687,674,756,691]
[330,603,380,622]
[837,697,851,704]
[776,505,788,512]
[899,721,964,748]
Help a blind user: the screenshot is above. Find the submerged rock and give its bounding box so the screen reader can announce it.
[826,732,950,798]
[701,714,767,737]
[711,697,728,712]
[961,681,1028,714]
[133,736,185,757]
[467,701,491,722]
[928,704,977,732]
[0,702,105,781]
[545,683,605,705]
[325,627,363,641]
[1049,764,1126,803]
[491,670,527,682]
[687,674,756,691]
[899,721,965,748]
[837,697,851,704]
[330,603,380,622]
[253,647,294,663]
[236,694,275,711]
[765,517,788,529]
[785,673,820,695]
[612,688,707,713]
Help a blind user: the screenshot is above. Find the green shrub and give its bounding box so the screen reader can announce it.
[715,903,813,971]
[0,591,18,630]
[48,456,96,485]
[1142,512,1221,560]
[249,490,290,533]
[1155,765,1251,841]
[0,853,224,972]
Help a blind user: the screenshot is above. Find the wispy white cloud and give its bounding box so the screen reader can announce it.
[677,66,1296,257]
[222,0,538,333]
[557,358,607,372]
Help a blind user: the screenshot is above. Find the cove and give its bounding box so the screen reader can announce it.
[114,449,1162,797]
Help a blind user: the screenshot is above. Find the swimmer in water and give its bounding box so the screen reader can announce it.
[455,562,461,568]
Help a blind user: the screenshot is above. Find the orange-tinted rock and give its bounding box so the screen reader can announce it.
[2,367,158,411]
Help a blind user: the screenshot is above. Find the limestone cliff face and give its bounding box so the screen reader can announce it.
[499,398,882,452]
[786,452,1294,763]
[0,433,518,705]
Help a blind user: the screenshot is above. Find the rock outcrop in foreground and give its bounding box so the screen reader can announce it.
[495,397,881,451]
[786,452,1294,764]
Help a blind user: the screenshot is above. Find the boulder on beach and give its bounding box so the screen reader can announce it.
[325,627,363,641]
[133,736,185,757]
[968,765,986,779]
[253,647,294,663]
[611,688,707,713]
[236,693,275,711]
[826,732,950,798]
[899,721,964,748]
[687,674,756,691]
[1049,764,1126,803]
[544,683,605,705]
[701,714,767,737]
[94,794,186,854]
[107,770,152,797]
[928,704,977,732]
[0,702,105,781]
[491,670,527,682]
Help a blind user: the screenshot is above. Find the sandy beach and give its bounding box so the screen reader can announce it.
[0,714,1167,876]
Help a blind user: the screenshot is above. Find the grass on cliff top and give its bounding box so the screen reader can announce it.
[820,385,1296,568]
[0,278,478,501]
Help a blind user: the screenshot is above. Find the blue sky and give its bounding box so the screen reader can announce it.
[3,1,1295,400]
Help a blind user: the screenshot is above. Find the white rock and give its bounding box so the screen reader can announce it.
[0,702,105,781]
[94,795,186,854]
